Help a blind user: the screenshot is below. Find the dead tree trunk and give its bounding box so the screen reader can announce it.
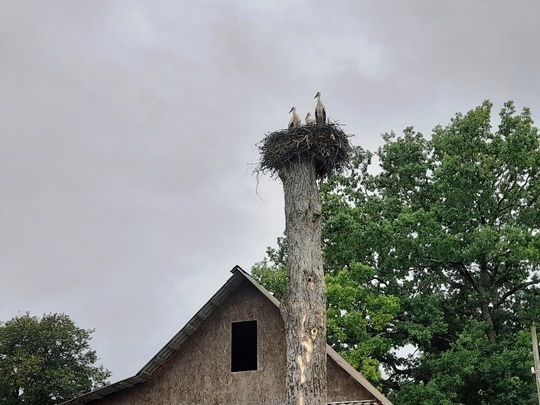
[279,158,327,405]
[257,122,351,405]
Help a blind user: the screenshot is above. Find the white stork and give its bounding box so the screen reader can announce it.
[314,91,326,124]
[288,106,301,128]
[305,112,316,125]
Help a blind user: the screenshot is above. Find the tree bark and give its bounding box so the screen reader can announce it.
[279,158,327,405]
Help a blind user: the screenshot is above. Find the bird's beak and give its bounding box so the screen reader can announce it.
[289,107,294,113]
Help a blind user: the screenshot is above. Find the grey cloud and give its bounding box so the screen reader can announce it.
[1,0,539,381]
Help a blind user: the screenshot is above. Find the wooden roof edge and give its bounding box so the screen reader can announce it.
[56,374,148,405]
[231,264,281,307]
[137,265,244,375]
[326,345,394,405]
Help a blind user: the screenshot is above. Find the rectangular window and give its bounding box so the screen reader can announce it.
[231,320,258,372]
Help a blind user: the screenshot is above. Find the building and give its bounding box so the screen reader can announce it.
[61,266,393,405]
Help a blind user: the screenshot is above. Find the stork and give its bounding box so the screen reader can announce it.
[314,91,326,124]
[305,112,316,125]
[288,106,301,128]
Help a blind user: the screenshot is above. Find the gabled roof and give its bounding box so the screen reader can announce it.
[61,266,392,405]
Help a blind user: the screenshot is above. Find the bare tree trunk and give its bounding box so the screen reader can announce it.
[258,121,349,405]
[279,158,327,405]
[531,326,540,405]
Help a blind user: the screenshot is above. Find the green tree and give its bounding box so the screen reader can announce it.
[0,312,110,405]
[254,101,540,403]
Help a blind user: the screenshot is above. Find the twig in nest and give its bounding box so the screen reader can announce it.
[256,122,352,179]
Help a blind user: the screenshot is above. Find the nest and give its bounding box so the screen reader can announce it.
[257,122,352,179]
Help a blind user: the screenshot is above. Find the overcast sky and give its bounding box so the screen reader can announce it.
[1,0,539,382]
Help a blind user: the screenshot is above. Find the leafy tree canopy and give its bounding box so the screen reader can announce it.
[253,100,540,404]
[0,312,110,405]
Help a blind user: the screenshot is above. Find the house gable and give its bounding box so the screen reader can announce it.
[62,266,392,405]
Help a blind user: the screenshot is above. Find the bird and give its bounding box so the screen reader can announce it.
[305,112,316,125]
[314,91,326,124]
[288,106,301,128]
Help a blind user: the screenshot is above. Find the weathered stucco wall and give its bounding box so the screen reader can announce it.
[87,279,376,405]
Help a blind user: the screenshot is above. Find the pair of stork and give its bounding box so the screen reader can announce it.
[288,92,326,128]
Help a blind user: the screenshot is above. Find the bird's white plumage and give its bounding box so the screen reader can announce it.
[305,112,315,125]
[289,106,301,128]
[314,91,326,124]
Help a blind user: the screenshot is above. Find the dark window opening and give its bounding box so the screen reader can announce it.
[231,320,258,372]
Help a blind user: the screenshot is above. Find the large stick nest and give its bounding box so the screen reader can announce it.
[257,122,352,179]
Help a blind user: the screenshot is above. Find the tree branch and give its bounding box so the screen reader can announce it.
[493,280,539,309]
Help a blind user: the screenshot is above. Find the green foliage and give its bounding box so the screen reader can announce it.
[326,263,399,384]
[255,100,540,403]
[251,237,288,300]
[394,325,536,405]
[0,313,110,405]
